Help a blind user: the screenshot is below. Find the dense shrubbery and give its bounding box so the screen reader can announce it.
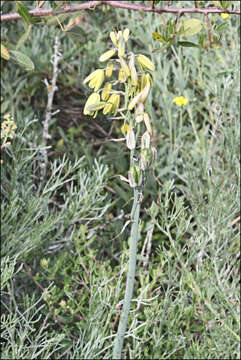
[1,1,240,358]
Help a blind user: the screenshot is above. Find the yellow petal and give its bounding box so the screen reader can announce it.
[83,69,102,85]
[106,62,114,77]
[99,49,116,62]
[137,54,155,72]
[84,92,100,115]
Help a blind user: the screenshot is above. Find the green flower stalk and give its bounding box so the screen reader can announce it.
[83,28,156,358]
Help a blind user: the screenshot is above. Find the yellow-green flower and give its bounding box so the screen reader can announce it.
[221,13,230,19]
[103,94,120,115]
[172,96,188,106]
[121,123,130,134]
[137,54,155,72]
[83,69,104,92]
[99,49,116,62]
[84,92,100,115]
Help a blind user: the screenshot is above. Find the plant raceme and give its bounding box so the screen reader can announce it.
[83,28,157,187]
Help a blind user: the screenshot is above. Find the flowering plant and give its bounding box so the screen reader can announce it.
[83,29,156,358]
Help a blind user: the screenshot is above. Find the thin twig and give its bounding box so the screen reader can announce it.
[41,36,61,178]
[205,13,212,48]
[0,1,240,21]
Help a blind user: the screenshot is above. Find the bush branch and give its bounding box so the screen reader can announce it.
[0,1,240,21]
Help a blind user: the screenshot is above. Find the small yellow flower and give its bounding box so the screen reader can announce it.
[172,96,188,106]
[99,49,116,62]
[121,123,130,134]
[84,92,100,115]
[137,54,155,72]
[59,300,66,307]
[83,69,104,92]
[221,13,230,19]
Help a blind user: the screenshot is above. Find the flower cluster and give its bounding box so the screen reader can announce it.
[83,29,156,187]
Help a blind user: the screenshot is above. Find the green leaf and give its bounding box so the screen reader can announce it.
[178,18,203,37]
[177,41,200,48]
[16,1,32,25]
[16,25,32,50]
[1,43,10,60]
[152,32,167,43]
[9,50,34,71]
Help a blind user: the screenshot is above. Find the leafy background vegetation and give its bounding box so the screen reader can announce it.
[1,1,240,358]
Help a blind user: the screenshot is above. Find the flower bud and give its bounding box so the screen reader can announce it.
[143,112,152,134]
[118,36,125,57]
[99,49,116,62]
[141,131,151,149]
[128,53,138,86]
[135,102,144,123]
[126,126,136,149]
[140,148,153,170]
[110,31,118,47]
[128,165,142,188]
[123,28,130,41]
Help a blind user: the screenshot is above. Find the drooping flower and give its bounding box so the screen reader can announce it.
[172,96,188,106]
[83,69,104,92]
[84,92,100,115]
[137,54,155,72]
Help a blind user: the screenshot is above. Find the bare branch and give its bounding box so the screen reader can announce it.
[41,36,62,178]
[0,1,240,22]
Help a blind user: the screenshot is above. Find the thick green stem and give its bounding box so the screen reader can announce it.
[113,186,141,359]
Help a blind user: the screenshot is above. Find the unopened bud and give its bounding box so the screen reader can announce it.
[126,127,136,149]
[140,148,153,170]
[141,131,151,149]
[128,165,142,187]
[143,112,152,134]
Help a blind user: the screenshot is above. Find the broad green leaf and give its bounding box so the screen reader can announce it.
[152,32,167,43]
[10,50,34,71]
[1,43,10,60]
[178,18,203,37]
[16,1,32,25]
[16,25,32,50]
[177,41,200,48]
